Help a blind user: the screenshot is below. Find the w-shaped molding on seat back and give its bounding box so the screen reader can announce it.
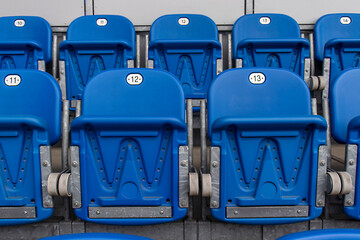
[149,14,221,99]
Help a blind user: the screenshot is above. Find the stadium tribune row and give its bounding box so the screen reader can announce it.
[0,12,360,239]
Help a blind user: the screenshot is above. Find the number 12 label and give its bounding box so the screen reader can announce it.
[127,73,143,85]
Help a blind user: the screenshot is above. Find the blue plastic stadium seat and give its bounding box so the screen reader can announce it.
[207,68,327,224]
[314,13,360,84]
[40,233,153,240]
[0,16,52,70]
[277,229,360,240]
[148,14,221,99]
[0,70,61,225]
[232,14,310,79]
[70,68,188,225]
[329,68,360,220]
[59,15,135,102]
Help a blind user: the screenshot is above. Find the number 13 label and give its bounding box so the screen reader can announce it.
[249,73,266,84]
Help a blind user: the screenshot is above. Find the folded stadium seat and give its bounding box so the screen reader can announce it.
[40,233,153,240]
[58,15,136,171]
[329,68,360,219]
[0,16,52,71]
[0,70,61,225]
[277,229,360,240]
[59,15,135,108]
[314,14,360,163]
[314,13,360,85]
[232,14,310,79]
[69,69,191,225]
[148,14,222,181]
[148,14,222,100]
[207,68,327,224]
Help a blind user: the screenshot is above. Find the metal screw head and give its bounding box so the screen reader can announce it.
[297,210,302,214]
[74,201,79,207]
[211,201,218,208]
[24,211,28,215]
[180,201,187,207]
[347,200,353,205]
[234,210,238,215]
[160,210,164,215]
[44,200,52,207]
[96,210,100,215]
[317,200,323,206]
[349,160,355,166]
[42,161,49,167]
[72,161,78,167]
[212,162,218,168]
[181,160,187,167]
[320,161,326,166]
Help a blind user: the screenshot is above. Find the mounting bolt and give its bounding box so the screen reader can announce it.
[347,200,353,205]
[160,210,164,215]
[211,201,218,208]
[181,160,187,167]
[72,161,78,167]
[320,161,326,166]
[42,161,49,167]
[44,200,51,207]
[297,210,302,214]
[349,160,355,166]
[234,210,238,215]
[96,210,100,215]
[212,162,218,168]
[24,211,28,215]
[74,201,79,207]
[317,200,323,206]
[180,201,186,207]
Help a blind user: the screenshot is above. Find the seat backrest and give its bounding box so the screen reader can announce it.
[0,70,61,144]
[0,16,52,68]
[82,69,184,120]
[60,15,135,101]
[40,233,153,240]
[314,13,360,61]
[232,14,308,77]
[277,229,360,240]
[66,15,135,48]
[233,13,301,46]
[208,68,311,135]
[148,14,221,99]
[329,68,360,143]
[314,14,360,83]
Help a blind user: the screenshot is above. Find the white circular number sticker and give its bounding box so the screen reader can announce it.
[5,74,21,86]
[249,73,266,84]
[127,73,143,85]
[178,17,189,26]
[14,19,25,27]
[340,17,351,25]
[259,17,271,25]
[96,18,108,26]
